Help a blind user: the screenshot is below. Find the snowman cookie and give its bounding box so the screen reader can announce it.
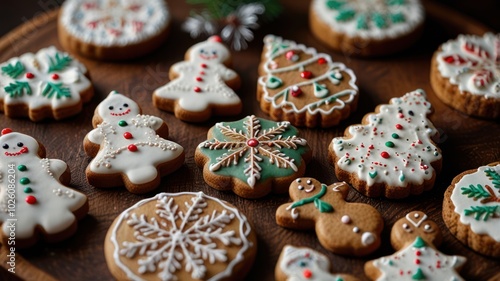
[0,129,88,248]
[365,211,466,281]
[153,36,242,122]
[83,91,184,194]
[276,178,383,256]
[275,245,360,281]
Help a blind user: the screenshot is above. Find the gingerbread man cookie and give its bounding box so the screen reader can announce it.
[0,129,88,248]
[276,245,360,281]
[365,211,466,281]
[276,178,383,256]
[83,91,185,194]
[153,36,242,122]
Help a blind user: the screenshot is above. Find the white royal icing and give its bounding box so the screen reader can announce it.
[60,0,170,47]
[436,33,500,98]
[0,132,87,240]
[86,91,183,185]
[332,90,441,188]
[450,164,500,242]
[154,37,241,113]
[0,46,91,113]
[311,0,424,40]
[110,191,253,281]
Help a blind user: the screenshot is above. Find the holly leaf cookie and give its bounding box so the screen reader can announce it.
[443,162,500,257]
[329,89,442,199]
[153,36,242,122]
[257,35,359,128]
[0,128,88,248]
[365,211,466,281]
[0,46,93,121]
[195,115,312,199]
[83,91,184,194]
[105,192,257,281]
[276,178,383,256]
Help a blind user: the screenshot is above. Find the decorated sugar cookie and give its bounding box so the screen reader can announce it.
[257,35,358,128]
[276,178,383,256]
[58,0,171,60]
[309,0,425,56]
[83,91,184,194]
[0,129,88,248]
[365,211,466,281]
[329,89,442,199]
[275,245,360,281]
[153,36,242,122]
[195,115,312,199]
[0,46,93,121]
[442,162,500,257]
[431,33,500,118]
[105,192,257,281]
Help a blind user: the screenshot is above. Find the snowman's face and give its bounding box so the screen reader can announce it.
[1,132,38,159]
[97,92,140,120]
[190,40,230,63]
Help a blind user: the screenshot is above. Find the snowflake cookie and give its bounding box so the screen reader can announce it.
[105,192,257,281]
[276,245,360,281]
[0,46,93,121]
[58,0,171,60]
[83,91,184,194]
[257,35,358,128]
[310,0,425,56]
[276,178,383,256]
[329,89,442,199]
[153,36,242,122]
[431,33,500,118]
[365,211,466,281]
[195,115,312,199]
[0,128,88,248]
[442,162,500,257]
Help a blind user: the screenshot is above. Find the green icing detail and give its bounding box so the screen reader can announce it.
[412,268,426,280]
[357,14,369,30]
[335,278,344,281]
[4,81,32,98]
[392,133,399,139]
[391,12,406,23]
[48,53,72,73]
[388,260,394,266]
[326,0,344,9]
[290,184,333,213]
[271,43,289,55]
[42,82,71,99]
[485,168,500,189]
[373,13,387,28]
[412,236,427,248]
[118,120,128,127]
[400,172,405,182]
[314,198,334,213]
[387,0,405,5]
[335,9,355,22]
[313,82,329,98]
[385,141,395,148]
[17,164,27,171]
[369,171,378,179]
[1,61,25,78]
[266,76,283,89]
[24,187,33,193]
[20,177,30,185]
[461,184,490,199]
[464,205,498,221]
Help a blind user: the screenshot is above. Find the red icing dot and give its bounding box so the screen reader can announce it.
[26,72,35,79]
[200,63,207,68]
[123,132,133,139]
[199,71,205,75]
[396,124,403,130]
[51,74,60,80]
[247,139,259,147]
[196,77,203,82]
[381,151,390,159]
[369,145,374,149]
[194,86,202,93]
[302,269,312,279]
[25,195,37,204]
[317,57,327,64]
[416,250,422,256]
[300,71,312,79]
[1,128,13,135]
[291,86,302,97]
[415,259,421,265]
[128,144,138,152]
[285,51,296,60]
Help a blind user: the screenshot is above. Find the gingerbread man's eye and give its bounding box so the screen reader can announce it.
[109,106,114,110]
[402,223,412,233]
[297,185,304,190]
[295,179,302,183]
[306,179,312,185]
[423,224,433,232]
[123,103,129,108]
[17,142,24,147]
[2,144,8,149]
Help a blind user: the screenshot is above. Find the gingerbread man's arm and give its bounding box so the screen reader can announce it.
[44,158,71,186]
[213,64,238,81]
[276,203,317,231]
[170,61,194,78]
[83,127,104,157]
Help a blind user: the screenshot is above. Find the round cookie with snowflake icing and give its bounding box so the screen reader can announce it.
[58,0,171,60]
[105,191,257,281]
[442,162,500,257]
[309,0,425,57]
[430,33,500,118]
[195,115,312,199]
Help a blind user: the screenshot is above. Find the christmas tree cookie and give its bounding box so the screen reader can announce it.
[275,245,360,281]
[105,192,257,281]
[309,0,425,57]
[0,129,88,248]
[58,0,171,60]
[195,115,312,199]
[257,35,358,128]
[365,211,466,281]
[153,36,242,122]
[83,91,184,194]
[442,162,500,257]
[276,178,383,256]
[430,33,500,118]
[0,46,93,121]
[329,89,442,199]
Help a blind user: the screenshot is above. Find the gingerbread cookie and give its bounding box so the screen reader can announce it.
[276,178,383,256]
[257,35,359,128]
[0,129,88,248]
[329,89,442,199]
[365,211,466,281]
[105,192,257,281]
[430,33,500,118]
[58,0,171,60]
[195,115,312,199]
[442,162,500,257]
[309,0,425,57]
[0,46,93,121]
[276,245,360,281]
[83,91,184,194]
[153,36,242,122]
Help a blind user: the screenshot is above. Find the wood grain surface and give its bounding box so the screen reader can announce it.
[0,1,499,280]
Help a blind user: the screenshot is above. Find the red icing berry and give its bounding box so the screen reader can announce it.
[247,139,259,147]
[302,269,312,279]
[123,132,133,139]
[285,51,295,60]
[300,71,312,79]
[381,151,390,159]
[26,195,37,204]
[291,86,302,97]
[51,74,60,80]
[415,259,421,265]
[196,77,203,82]
[200,63,207,68]
[194,86,202,93]
[26,72,35,79]
[128,144,138,152]
[396,124,403,130]
[317,57,327,64]
[1,128,13,135]
[415,250,422,256]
